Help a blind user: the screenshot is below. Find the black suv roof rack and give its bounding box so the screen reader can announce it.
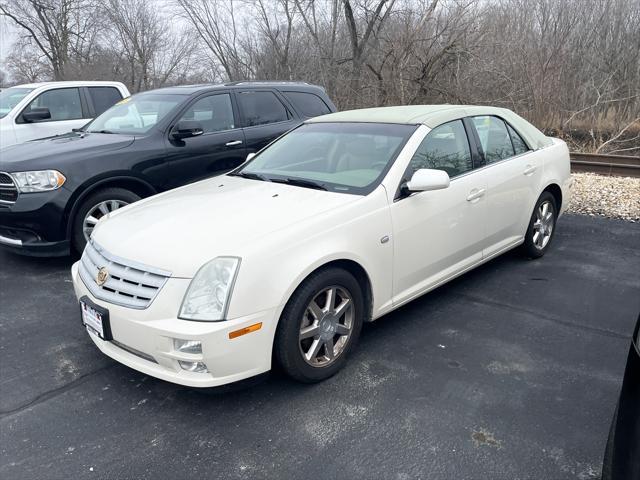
[223,81,311,87]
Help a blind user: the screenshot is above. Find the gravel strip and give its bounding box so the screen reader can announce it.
[568,173,640,222]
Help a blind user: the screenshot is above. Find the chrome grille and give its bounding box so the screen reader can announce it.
[0,172,18,204]
[79,239,171,309]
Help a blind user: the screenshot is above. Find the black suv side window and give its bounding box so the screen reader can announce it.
[178,94,236,133]
[21,88,84,122]
[282,91,331,118]
[88,87,123,116]
[237,91,290,127]
[408,120,473,178]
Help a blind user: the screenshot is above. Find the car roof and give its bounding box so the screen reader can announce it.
[307,105,553,150]
[142,81,324,96]
[13,81,125,89]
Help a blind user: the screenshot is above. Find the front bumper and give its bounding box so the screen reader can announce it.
[71,262,278,387]
[0,187,71,256]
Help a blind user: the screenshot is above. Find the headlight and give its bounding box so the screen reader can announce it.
[179,257,240,321]
[11,170,66,193]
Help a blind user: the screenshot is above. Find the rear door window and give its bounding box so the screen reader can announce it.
[283,91,331,118]
[88,87,123,115]
[22,88,84,122]
[237,91,291,127]
[471,116,515,163]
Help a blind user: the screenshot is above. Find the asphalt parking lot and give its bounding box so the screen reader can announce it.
[0,214,638,480]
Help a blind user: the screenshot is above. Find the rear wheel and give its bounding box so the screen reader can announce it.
[522,192,557,258]
[72,188,140,254]
[274,268,364,383]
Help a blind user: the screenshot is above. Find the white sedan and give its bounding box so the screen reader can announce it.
[71,105,571,387]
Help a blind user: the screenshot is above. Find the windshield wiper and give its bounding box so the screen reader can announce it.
[271,177,328,191]
[87,129,114,134]
[228,171,271,182]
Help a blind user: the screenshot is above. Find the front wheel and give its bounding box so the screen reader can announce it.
[72,188,141,254]
[522,192,557,258]
[274,268,365,383]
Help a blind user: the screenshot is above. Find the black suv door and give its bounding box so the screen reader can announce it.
[165,92,246,188]
[235,89,299,154]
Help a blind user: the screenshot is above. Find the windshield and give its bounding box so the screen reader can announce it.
[85,94,183,134]
[0,88,34,118]
[236,122,417,195]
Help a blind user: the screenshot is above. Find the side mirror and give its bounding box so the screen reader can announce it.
[405,168,450,193]
[22,107,51,122]
[246,152,256,161]
[171,120,204,140]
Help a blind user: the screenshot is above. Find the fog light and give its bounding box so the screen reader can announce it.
[174,339,202,354]
[179,361,208,373]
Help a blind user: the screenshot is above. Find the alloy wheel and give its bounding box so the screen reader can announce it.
[83,200,128,240]
[299,286,354,367]
[533,200,554,250]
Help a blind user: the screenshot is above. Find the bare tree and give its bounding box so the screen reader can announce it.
[174,0,253,81]
[0,0,97,80]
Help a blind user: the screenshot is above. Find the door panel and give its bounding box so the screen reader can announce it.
[483,150,543,256]
[390,119,488,305]
[468,115,543,256]
[165,93,246,188]
[391,171,488,304]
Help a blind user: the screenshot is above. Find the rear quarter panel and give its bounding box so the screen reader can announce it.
[542,138,572,216]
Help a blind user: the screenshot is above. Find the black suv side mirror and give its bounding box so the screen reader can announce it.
[171,121,204,140]
[22,107,51,123]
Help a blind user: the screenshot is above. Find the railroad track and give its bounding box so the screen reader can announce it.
[570,152,640,178]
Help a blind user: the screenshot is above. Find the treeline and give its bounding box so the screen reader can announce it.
[1,0,639,153]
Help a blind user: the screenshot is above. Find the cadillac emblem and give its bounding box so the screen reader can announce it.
[96,267,109,286]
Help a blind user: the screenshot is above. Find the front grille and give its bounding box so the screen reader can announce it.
[79,239,171,309]
[0,172,18,204]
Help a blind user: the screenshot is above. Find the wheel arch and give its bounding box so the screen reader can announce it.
[281,257,375,323]
[542,182,563,211]
[64,174,157,239]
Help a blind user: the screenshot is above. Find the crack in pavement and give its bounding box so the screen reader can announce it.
[0,363,116,419]
[460,293,630,340]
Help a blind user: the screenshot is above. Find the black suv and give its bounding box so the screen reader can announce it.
[0,82,336,256]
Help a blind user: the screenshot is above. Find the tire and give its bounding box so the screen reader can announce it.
[274,267,365,383]
[522,191,557,259]
[72,188,141,254]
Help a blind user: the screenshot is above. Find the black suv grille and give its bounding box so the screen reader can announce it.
[0,173,18,204]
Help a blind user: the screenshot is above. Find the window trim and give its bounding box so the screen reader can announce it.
[166,90,239,138]
[15,87,89,124]
[235,89,294,129]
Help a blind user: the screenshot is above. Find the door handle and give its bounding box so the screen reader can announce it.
[523,165,537,175]
[225,140,243,146]
[466,188,486,202]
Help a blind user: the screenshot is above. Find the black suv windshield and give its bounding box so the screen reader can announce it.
[235,122,417,195]
[86,94,183,135]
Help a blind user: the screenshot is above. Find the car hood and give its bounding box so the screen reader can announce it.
[92,175,361,277]
[0,132,135,171]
